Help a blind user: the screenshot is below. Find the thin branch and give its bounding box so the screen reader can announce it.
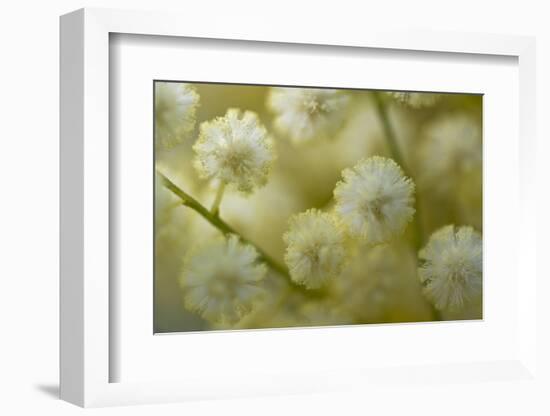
[372,92,440,321]
[372,91,408,172]
[210,182,226,216]
[158,171,304,290]
[372,91,425,251]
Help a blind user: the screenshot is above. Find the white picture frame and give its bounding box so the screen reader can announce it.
[60,7,538,408]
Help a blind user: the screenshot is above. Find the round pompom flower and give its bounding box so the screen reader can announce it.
[155,82,199,149]
[419,114,481,190]
[333,156,415,244]
[387,91,440,109]
[418,225,482,312]
[193,108,275,194]
[180,235,267,325]
[267,87,351,145]
[283,209,348,289]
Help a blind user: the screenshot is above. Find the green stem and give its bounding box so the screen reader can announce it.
[158,171,305,291]
[372,92,440,321]
[372,91,407,172]
[210,182,226,216]
[372,91,425,251]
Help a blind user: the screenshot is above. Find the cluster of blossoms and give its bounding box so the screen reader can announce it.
[180,235,267,325]
[283,209,347,289]
[418,225,482,312]
[281,156,415,290]
[155,82,200,149]
[267,87,351,145]
[333,156,416,244]
[153,87,279,323]
[156,82,483,326]
[419,113,482,191]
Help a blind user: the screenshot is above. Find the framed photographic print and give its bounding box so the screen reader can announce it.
[60,8,538,408]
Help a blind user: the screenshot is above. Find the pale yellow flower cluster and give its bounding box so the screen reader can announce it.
[180,235,267,325]
[418,225,482,312]
[193,109,275,195]
[334,156,416,244]
[155,82,199,149]
[419,113,482,192]
[282,156,415,290]
[283,209,347,289]
[267,87,351,145]
[154,82,483,329]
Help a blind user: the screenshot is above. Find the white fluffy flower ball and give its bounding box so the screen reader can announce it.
[419,114,482,188]
[193,108,275,194]
[180,235,267,325]
[155,82,200,149]
[267,87,351,145]
[387,91,440,109]
[334,156,415,244]
[418,225,482,312]
[283,209,347,289]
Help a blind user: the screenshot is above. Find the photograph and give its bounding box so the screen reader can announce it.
[154,81,483,333]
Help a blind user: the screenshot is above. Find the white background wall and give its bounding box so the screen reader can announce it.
[0,0,548,414]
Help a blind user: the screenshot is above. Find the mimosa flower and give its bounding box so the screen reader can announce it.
[418,225,482,312]
[334,156,415,244]
[283,209,347,289]
[180,235,267,324]
[330,243,420,323]
[155,82,199,149]
[267,87,351,144]
[388,91,440,109]
[419,114,482,188]
[193,109,275,194]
